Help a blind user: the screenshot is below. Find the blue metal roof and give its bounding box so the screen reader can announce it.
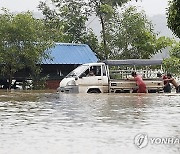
[42,43,98,64]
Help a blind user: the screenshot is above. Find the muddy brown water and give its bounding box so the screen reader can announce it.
[0,92,180,154]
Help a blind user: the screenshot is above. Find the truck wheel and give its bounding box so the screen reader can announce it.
[87,89,101,93]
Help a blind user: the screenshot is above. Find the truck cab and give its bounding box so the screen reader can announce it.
[58,63,109,93]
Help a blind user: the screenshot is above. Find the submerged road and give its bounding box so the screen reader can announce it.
[0,92,180,154]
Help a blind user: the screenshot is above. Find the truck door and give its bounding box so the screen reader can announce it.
[76,64,109,93]
[77,65,103,86]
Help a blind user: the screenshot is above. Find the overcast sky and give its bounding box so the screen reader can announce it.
[0,0,169,17]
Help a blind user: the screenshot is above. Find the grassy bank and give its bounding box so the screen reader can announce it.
[0,89,57,102]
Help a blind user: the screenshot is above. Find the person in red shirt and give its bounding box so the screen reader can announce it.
[128,72,147,93]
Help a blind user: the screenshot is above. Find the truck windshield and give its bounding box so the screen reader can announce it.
[66,65,89,78]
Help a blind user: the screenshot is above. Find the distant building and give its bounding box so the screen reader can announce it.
[41,43,98,89]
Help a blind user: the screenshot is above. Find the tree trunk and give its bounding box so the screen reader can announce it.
[99,14,109,60]
[8,65,12,90]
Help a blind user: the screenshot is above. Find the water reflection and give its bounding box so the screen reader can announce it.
[0,93,180,154]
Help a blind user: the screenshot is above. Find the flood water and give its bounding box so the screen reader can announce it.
[0,92,180,154]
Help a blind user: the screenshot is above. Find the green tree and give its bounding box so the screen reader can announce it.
[107,6,172,59]
[39,0,139,59]
[38,1,171,60]
[163,42,180,75]
[38,2,64,42]
[39,0,101,56]
[39,0,89,43]
[165,0,180,75]
[81,29,102,59]
[88,0,138,59]
[0,9,53,89]
[167,0,180,38]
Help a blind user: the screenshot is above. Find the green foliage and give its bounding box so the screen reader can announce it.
[38,2,64,42]
[163,42,180,75]
[81,29,102,58]
[88,0,135,15]
[39,1,172,60]
[58,0,89,43]
[167,0,180,38]
[39,0,89,43]
[39,0,139,59]
[88,0,139,59]
[0,9,53,89]
[170,42,180,58]
[31,73,49,90]
[106,6,173,59]
[163,57,180,75]
[39,0,101,56]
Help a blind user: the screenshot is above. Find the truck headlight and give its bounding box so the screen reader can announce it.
[66,80,76,86]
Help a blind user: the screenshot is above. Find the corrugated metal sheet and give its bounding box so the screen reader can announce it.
[42,43,98,64]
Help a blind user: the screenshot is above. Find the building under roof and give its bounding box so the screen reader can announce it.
[0,43,98,89]
[43,43,98,64]
[41,43,98,89]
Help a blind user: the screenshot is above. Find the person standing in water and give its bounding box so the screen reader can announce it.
[164,73,180,93]
[128,72,147,93]
[157,72,171,93]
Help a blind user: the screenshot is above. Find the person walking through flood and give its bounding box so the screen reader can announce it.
[127,72,147,93]
[157,72,171,93]
[164,73,180,93]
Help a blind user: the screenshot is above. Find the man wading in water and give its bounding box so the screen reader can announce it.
[157,72,171,93]
[127,72,147,93]
[164,73,180,93]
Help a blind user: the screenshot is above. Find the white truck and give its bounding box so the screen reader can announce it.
[58,59,164,93]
